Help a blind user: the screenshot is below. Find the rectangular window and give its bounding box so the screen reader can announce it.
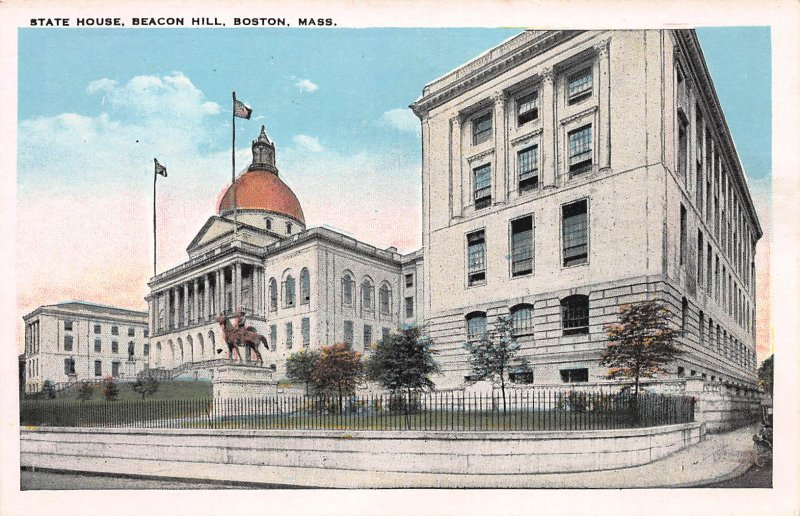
[510,216,534,276]
[94,360,102,377]
[64,358,75,375]
[128,327,135,337]
[111,341,118,354]
[405,273,414,288]
[562,200,588,266]
[517,145,539,192]
[560,368,589,383]
[363,325,372,348]
[143,344,150,356]
[473,164,492,209]
[64,321,73,331]
[94,339,101,353]
[568,125,592,176]
[343,321,354,346]
[94,324,101,334]
[567,68,592,104]
[699,311,705,347]
[405,297,414,318]
[112,362,120,378]
[111,326,119,336]
[697,231,704,286]
[269,325,277,351]
[302,317,310,348]
[517,90,539,125]
[679,204,687,266]
[707,245,713,295]
[144,329,149,338]
[128,341,135,359]
[678,116,688,181]
[64,335,73,351]
[467,230,486,286]
[285,322,293,349]
[472,112,492,145]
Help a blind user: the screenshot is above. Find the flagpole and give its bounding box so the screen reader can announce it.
[153,166,157,277]
[232,91,238,235]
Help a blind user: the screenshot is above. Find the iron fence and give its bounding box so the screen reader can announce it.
[20,390,695,432]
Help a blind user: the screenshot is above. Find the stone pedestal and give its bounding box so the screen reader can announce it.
[212,364,275,400]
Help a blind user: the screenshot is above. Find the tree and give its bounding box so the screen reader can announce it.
[757,354,774,395]
[41,380,56,400]
[601,300,683,398]
[313,343,364,412]
[77,381,94,402]
[462,315,526,414]
[102,376,119,402]
[131,375,159,400]
[285,349,321,396]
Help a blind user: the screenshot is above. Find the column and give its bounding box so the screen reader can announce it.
[595,38,611,170]
[192,278,199,325]
[183,283,189,327]
[491,92,507,204]
[450,117,463,219]
[218,268,225,314]
[148,297,155,335]
[540,69,557,189]
[204,274,211,322]
[234,262,242,312]
[173,287,179,329]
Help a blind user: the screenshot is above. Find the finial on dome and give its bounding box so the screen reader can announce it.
[249,126,277,174]
[257,125,271,144]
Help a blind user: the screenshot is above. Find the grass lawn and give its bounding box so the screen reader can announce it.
[44,380,212,402]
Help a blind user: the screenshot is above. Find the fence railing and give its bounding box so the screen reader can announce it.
[20,391,695,432]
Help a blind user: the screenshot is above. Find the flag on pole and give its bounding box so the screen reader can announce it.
[154,158,167,177]
[233,99,252,119]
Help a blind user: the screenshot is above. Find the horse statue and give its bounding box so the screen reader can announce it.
[216,308,266,364]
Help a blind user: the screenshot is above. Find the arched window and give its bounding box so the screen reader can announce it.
[361,278,374,311]
[342,273,354,306]
[265,217,272,230]
[379,283,391,315]
[284,275,296,307]
[561,295,589,335]
[510,304,534,336]
[300,268,311,305]
[127,341,135,360]
[466,311,487,341]
[269,278,278,312]
[681,297,689,335]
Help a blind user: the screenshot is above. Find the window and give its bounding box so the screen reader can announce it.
[285,322,293,349]
[128,342,135,359]
[678,366,685,377]
[143,344,150,356]
[382,327,391,342]
[467,230,486,286]
[678,115,688,181]
[466,312,487,341]
[362,279,374,311]
[472,112,492,145]
[681,297,689,336]
[112,341,119,354]
[517,91,539,125]
[679,204,687,266]
[284,275,296,308]
[266,278,277,311]
[144,329,149,338]
[405,273,414,288]
[128,327,135,337]
[363,325,373,348]
[269,325,277,351]
[517,145,539,192]
[302,317,310,347]
[94,360,102,377]
[560,368,589,383]
[265,217,272,230]
[379,284,391,315]
[707,245,713,295]
[567,125,592,176]
[511,304,534,336]
[342,273,354,306]
[697,231,704,286]
[94,339,101,353]
[94,324,101,334]
[300,268,311,304]
[64,358,75,375]
[112,362,120,378]
[111,326,119,336]
[286,222,292,234]
[699,311,705,347]
[343,321,354,346]
[567,68,592,104]
[509,370,533,384]
[64,335,73,352]
[562,295,589,335]
[511,216,534,277]
[405,297,414,318]
[562,200,588,266]
[64,321,73,331]
[473,164,492,209]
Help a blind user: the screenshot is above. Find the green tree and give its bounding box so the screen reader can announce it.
[462,315,526,414]
[285,349,321,396]
[601,300,683,398]
[41,380,56,400]
[131,375,159,400]
[102,376,119,402]
[313,343,364,412]
[757,354,773,395]
[77,381,94,402]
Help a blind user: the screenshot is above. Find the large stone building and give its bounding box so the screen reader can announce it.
[22,302,149,393]
[410,29,761,388]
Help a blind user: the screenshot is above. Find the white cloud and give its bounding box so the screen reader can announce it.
[294,78,319,92]
[379,108,420,135]
[291,134,324,153]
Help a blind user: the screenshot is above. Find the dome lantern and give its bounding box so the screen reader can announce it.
[249,125,277,174]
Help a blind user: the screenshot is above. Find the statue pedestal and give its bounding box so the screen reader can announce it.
[212,364,275,400]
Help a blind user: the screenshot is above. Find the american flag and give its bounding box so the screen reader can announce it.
[233,99,252,119]
[154,158,167,177]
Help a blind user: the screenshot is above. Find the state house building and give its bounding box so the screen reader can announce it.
[25,29,762,392]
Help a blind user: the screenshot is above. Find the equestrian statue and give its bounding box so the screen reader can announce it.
[216,308,266,364]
